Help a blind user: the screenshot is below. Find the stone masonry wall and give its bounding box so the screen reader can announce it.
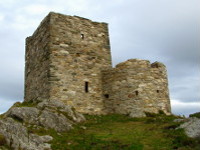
[48,12,112,114]
[102,59,171,117]
[25,12,171,116]
[25,14,51,101]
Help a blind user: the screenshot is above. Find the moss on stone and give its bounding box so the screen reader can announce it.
[0,134,7,146]
[0,114,3,119]
[14,101,37,108]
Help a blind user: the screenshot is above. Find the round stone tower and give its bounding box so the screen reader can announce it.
[102,59,171,117]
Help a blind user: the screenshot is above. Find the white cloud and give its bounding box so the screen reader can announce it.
[21,4,64,16]
[19,0,91,16]
[0,0,16,8]
[11,14,39,30]
[0,99,16,114]
[0,14,4,22]
[171,99,200,117]
[62,0,90,13]
[23,4,51,15]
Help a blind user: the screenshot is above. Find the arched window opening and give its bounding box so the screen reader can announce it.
[135,91,139,96]
[157,90,160,93]
[85,82,89,93]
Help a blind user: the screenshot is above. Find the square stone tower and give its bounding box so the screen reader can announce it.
[25,12,112,114]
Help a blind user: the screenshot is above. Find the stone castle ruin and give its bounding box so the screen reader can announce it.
[25,12,171,117]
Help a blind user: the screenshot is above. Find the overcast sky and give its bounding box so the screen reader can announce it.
[0,0,199,116]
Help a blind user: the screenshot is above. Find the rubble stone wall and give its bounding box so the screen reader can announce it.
[25,14,51,101]
[48,12,112,114]
[25,12,171,116]
[102,59,171,117]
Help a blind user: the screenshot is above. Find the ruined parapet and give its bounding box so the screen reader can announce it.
[25,12,112,114]
[102,59,171,117]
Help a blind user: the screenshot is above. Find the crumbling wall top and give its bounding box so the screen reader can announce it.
[115,59,166,70]
[151,61,166,68]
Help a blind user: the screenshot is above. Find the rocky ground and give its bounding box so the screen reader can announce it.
[0,101,199,150]
[0,100,85,150]
[177,112,200,138]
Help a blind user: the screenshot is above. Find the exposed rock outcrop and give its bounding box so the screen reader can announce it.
[0,100,85,150]
[178,117,200,138]
[0,118,52,150]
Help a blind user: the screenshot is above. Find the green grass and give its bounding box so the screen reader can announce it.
[28,113,200,150]
[13,101,37,107]
[189,112,200,119]
[0,114,3,119]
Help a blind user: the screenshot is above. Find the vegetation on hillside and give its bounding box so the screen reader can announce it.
[25,113,200,150]
[189,112,200,119]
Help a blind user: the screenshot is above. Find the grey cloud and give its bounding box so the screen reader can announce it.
[0,0,199,115]
[0,99,18,114]
[0,61,24,101]
[101,1,200,106]
[172,105,200,117]
[171,100,200,117]
[169,76,200,103]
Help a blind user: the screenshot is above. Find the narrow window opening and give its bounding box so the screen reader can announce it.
[135,91,139,96]
[104,94,109,98]
[85,82,89,93]
[81,34,84,39]
[76,53,80,57]
[157,90,160,93]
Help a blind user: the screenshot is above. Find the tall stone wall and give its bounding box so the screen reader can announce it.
[102,59,171,117]
[25,12,112,114]
[25,14,51,102]
[44,12,111,114]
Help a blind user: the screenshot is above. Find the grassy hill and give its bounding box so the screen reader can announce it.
[27,113,200,150]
